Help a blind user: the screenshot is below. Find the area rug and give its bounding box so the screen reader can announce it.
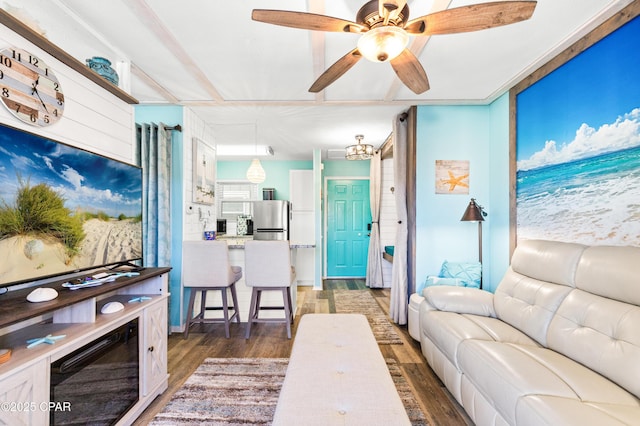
[333,289,403,345]
[151,357,427,426]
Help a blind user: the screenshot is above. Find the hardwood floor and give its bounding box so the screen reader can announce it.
[133,281,472,425]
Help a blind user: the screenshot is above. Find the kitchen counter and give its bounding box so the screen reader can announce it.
[215,235,315,249]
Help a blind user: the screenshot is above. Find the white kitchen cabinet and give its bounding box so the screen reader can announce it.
[289,170,316,286]
[289,170,314,212]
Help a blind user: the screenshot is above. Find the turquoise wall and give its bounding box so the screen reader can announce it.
[415,94,510,292]
[217,160,312,200]
[135,105,184,327]
[217,158,369,189]
[322,159,370,177]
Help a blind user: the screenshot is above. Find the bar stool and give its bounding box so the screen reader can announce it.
[244,240,295,339]
[183,240,241,338]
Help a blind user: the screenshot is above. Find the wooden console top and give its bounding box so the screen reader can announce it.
[0,267,171,330]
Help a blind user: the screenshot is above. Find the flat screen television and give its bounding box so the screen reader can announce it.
[0,123,143,289]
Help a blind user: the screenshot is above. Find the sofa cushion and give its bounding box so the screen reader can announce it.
[516,395,640,426]
[494,268,573,346]
[510,239,586,287]
[423,286,495,317]
[575,244,640,306]
[547,288,640,399]
[420,310,539,371]
[457,340,640,426]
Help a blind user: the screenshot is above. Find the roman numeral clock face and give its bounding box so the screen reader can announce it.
[0,47,64,126]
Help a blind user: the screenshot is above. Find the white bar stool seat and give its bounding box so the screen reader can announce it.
[183,240,241,338]
[244,240,295,339]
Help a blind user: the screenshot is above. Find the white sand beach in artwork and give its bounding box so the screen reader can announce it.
[0,218,142,285]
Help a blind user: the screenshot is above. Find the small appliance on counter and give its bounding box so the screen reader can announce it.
[252,200,290,240]
[262,188,275,200]
[216,219,227,235]
[237,215,251,236]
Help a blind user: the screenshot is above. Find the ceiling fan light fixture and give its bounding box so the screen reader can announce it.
[345,134,374,160]
[357,26,409,62]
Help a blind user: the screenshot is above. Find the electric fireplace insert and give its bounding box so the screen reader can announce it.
[50,319,139,425]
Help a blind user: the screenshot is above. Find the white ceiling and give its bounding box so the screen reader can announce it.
[0,0,632,160]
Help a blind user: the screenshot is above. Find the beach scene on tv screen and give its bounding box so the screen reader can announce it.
[0,126,142,285]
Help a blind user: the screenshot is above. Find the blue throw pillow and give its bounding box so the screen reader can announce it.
[439,261,482,288]
[417,276,465,296]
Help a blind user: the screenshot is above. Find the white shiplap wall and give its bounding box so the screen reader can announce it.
[379,157,397,287]
[0,28,134,162]
[181,108,216,241]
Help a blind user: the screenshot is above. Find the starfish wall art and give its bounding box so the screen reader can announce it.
[435,160,470,194]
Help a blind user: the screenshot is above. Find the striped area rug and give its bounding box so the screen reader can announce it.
[333,289,403,345]
[150,357,427,425]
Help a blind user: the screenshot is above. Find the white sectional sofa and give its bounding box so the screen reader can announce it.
[418,239,640,425]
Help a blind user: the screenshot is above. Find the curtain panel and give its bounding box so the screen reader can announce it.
[135,123,172,268]
[366,150,384,288]
[390,114,409,325]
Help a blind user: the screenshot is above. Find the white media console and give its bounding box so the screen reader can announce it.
[0,267,171,425]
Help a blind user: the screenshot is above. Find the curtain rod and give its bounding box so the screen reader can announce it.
[163,124,182,132]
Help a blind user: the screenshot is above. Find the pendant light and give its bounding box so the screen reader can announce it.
[246,123,266,183]
[345,134,374,160]
[246,158,266,183]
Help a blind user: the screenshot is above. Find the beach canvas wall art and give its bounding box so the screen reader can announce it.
[515,16,640,246]
[193,138,216,205]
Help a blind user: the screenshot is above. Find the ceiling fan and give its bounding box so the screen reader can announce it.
[252,1,537,94]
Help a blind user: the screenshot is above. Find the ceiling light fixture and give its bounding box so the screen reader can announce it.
[357,25,409,62]
[345,134,374,160]
[246,123,267,183]
[246,158,266,183]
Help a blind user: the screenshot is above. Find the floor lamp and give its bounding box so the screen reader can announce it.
[461,198,487,288]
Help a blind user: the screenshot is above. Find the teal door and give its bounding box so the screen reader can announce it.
[327,179,371,277]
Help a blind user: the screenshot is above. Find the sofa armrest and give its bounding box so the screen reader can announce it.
[423,286,496,317]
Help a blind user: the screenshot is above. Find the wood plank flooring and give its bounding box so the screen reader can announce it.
[133,280,472,425]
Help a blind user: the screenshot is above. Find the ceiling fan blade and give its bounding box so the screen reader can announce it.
[405,1,536,35]
[252,10,367,33]
[390,49,430,94]
[309,48,363,93]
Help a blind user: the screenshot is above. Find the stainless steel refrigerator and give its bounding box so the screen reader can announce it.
[252,200,290,240]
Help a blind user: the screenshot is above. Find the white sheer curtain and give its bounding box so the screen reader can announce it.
[390,114,408,325]
[135,123,172,268]
[366,150,384,288]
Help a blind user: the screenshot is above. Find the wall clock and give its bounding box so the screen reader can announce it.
[0,47,64,126]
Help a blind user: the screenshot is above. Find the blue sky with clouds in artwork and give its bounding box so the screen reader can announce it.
[516,16,640,171]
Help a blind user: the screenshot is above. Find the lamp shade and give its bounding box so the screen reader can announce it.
[460,198,485,222]
[246,158,266,183]
[357,26,409,62]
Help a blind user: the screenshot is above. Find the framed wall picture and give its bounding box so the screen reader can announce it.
[435,160,469,194]
[511,12,640,247]
[193,138,216,205]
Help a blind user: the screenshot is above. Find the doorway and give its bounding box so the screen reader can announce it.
[325,178,371,277]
